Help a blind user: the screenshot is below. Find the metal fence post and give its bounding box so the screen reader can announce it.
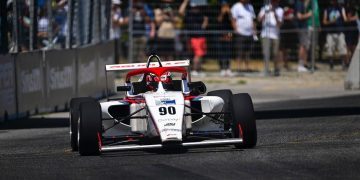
[88,0,94,44]
[29,0,37,51]
[66,0,74,49]
[92,0,101,44]
[47,0,53,49]
[128,0,134,63]
[76,0,84,46]
[263,0,270,76]
[12,0,19,53]
[101,0,111,41]
[310,0,316,73]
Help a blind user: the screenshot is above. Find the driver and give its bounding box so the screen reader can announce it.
[161,72,174,90]
[146,73,159,91]
[145,72,173,91]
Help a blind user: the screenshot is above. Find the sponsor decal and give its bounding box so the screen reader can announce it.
[20,68,42,93]
[164,123,175,126]
[161,129,181,132]
[158,118,178,122]
[49,66,74,90]
[155,98,176,105]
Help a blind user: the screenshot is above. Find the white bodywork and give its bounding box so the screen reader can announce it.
[100,82,224,142]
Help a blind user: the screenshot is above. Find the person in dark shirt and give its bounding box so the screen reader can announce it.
[344,0,359,67]
[279,0,297,71]
[323,0,348,70]
[179,0,208,77]
[217,0,234,76]
[132,0,155,62]
[295,0,312,72]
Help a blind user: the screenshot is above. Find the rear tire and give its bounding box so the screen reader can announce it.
[69,97,95,151]
[78,101,102,156]
[231,93,257,148]
[207,89,233,130]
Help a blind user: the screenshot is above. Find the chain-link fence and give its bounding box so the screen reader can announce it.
[1,0,360,75]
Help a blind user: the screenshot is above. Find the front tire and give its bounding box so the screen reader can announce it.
[231,93,257,148]
[78,101,102,156]
[69,97,95,151]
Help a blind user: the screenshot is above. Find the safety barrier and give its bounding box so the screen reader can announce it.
[0,55,17,122]
[0,40,115,121]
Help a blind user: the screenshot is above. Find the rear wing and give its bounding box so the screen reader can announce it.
[105,60,190,71]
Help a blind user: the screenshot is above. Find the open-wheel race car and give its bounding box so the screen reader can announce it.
[69,55,257,156]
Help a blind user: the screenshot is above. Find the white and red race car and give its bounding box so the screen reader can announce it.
[69,55,257,156]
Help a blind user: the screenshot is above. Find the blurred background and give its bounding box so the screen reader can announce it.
[1,0,360,120]
[1,0,360,74]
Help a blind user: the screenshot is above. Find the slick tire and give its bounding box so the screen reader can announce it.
[69,97,95,151]
[231,93,257,148]
[207,89,233,130]
[78,101,102,156]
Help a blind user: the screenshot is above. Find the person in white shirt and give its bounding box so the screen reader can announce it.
[231,0,256,71]
[110,0,127,40]
[258,0,283,76]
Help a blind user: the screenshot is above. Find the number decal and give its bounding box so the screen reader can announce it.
[159,107,167,115]
[168,106,176,115]
[159,106,176,115]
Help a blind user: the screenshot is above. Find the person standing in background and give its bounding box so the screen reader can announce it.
[110,0,127,40]
[217,0,234,77]
[323,0,348,70]
[155,3,176,61]
[258,0,283,76]
[295,0,313,72]
[344,0,359,66]
[179,0,208,77]
[231,0,257,72]
[132,0,155,62]
[279,0,297,71]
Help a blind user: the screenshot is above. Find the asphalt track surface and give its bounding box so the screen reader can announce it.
[1,95,360,179]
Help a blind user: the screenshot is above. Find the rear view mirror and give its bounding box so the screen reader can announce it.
[188,81,207,95]
[116,86,131,92]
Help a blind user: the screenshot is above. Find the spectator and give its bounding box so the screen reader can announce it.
[179,0,209,76]
[279,0,297,71]
[132,0,155,62]
[54,0,68,48]
[323,0,348,70]
[110,0,127,40]
[217,0,233,77]
[231,0,256,72]
[344,0,359,66]
[258,0,283,76]
[295,0,313,72]
[154,3,176,61]
[37,7,50,49]
[19,1,31,52]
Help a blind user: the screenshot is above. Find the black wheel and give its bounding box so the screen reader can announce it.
[78,101,102,156]
[207,89,233,130]
[69,97,95,151]
[231,93,257,148]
